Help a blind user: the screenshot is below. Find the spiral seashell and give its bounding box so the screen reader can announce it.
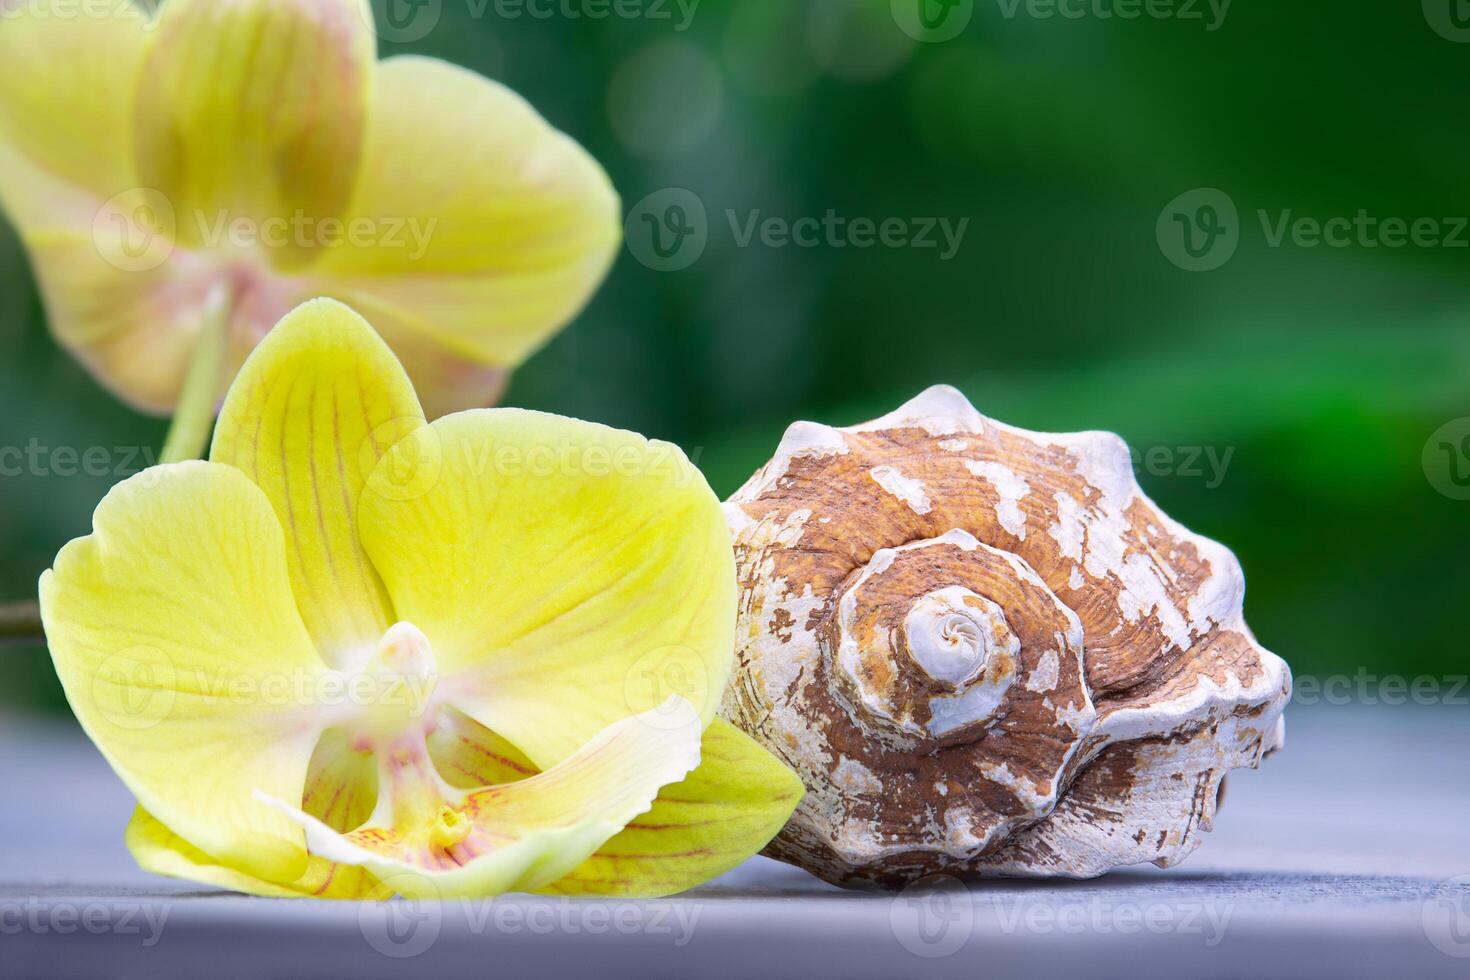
[721,386,1290,886]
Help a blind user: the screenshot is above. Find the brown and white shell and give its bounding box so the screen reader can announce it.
[721,386,1290,887]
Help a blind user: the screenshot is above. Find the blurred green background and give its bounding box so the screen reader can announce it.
[2,0,1467,712]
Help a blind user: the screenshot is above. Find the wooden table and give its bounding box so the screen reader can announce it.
[2,703,1467,979]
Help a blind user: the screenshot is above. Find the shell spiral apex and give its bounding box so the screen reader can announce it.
[720,385,1290,887]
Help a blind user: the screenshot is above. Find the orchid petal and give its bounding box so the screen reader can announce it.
[127,807,379,899]
[2,5,621,418]
[425,713,806,898]
[39,462,330,883]
[211,299,425,664]
[306,55,620,376]
[302,727,381,833]
[357,409,735,770]
[349,309,511,421]
[539,720,805,897]
[0,5,199,414]
[130,728,384,898]
[134,0,374,269]
[18,228,246,414]
[0,1,147,229]
[263,701,702,898]
[427,707,538,789]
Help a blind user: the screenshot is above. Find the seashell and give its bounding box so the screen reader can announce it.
[720,386,1290,887]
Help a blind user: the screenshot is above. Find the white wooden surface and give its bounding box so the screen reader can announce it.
[2,703,1468,979]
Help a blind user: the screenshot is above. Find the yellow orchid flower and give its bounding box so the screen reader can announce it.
[0,0,619,439]
[39,298,801,899]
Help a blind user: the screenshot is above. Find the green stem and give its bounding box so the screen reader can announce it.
[0,600,44,645]
[160,283,233,464]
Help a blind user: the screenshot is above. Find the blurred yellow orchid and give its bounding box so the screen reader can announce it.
[40,299,801,899]
[0,0,619,438]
